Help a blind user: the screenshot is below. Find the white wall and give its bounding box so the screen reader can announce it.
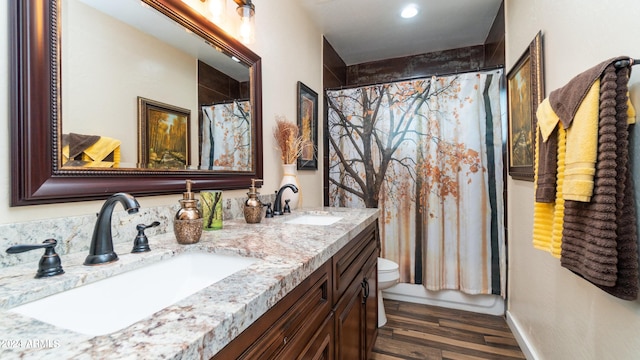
[0,0,323,223]
[505,1,640,359]
[250,0,324,209]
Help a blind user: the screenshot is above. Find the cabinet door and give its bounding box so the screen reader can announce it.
[334,277,364,360]
[363,258,378,357]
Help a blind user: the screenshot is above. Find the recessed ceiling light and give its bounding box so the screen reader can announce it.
[401,4,419,19]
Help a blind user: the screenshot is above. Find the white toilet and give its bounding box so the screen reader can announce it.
[377,257,400,327]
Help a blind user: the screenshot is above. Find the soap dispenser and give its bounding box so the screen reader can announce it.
[244,179,264,224]
[174,180,203,244]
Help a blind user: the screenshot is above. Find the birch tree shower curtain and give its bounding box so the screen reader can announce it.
[326,70,505,295]
[200,101,252,170]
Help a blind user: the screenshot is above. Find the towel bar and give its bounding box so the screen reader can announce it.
[614,58,640,68]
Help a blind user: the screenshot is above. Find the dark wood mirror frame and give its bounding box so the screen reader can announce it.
[10,0,263,206]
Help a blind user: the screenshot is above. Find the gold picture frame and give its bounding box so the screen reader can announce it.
[137,97,191,169]
[507,31,544,181]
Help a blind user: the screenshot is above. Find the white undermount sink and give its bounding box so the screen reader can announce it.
[283,214,343,226]
[10,252,256,336]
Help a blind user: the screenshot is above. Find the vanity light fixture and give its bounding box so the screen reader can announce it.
[201,0,255,44]
[207,0,227,26]
[400,4,419,19]
[234,0,255,44]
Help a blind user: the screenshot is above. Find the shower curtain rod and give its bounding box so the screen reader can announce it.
[325,64,504,91]
[200,98,249,107]
[614,58,640,68]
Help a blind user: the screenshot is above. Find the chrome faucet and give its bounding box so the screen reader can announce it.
[84,193,140,266]
[273,184,298,215]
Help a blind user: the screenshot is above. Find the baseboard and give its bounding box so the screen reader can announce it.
[506,310,538,360]
[382,283,505,316]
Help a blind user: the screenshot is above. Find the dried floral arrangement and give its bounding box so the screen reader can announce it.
[273,115,304,164]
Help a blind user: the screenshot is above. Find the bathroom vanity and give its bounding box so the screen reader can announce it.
[212,213,379,359]
[0,207,378,359]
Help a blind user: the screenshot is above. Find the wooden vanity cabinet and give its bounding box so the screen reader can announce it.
[332,222,379,360]
[211,261,332,360]
[210,221,379,360]
[279,312,334,359]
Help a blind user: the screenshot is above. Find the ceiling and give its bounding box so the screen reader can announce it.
[299,0,503,66]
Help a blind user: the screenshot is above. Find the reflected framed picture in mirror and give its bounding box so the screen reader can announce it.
[138,97,191,169]
[297,81,318,170]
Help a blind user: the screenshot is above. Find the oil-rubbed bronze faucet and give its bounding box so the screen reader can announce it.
[84,193,140,266]
[273,184,298,215]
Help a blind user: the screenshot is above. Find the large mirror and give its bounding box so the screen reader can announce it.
[10,0,263,206]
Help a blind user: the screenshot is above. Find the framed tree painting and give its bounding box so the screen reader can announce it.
[507,31,544,181]
[297,81,318,170]
[137,97,191,169]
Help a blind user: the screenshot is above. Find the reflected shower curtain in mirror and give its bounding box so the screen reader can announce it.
[200,100,252,170]
[326,70,505,295]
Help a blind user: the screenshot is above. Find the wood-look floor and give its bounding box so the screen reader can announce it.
[371,299,525,360]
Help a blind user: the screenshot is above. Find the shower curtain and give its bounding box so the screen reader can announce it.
[326,70,505,296]
[200,100,252,170]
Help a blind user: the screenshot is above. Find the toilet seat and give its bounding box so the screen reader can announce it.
[378,257,400,283]
[378,257,399,271]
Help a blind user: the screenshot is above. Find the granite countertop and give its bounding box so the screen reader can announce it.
[0,207,378,359]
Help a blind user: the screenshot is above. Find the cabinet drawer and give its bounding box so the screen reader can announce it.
[279,311,334,360]
[332,222,379,303]
[212,261,332,360]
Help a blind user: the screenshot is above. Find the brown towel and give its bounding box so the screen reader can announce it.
[549,56,629,129]
[62,133,101,159]
[596,65,639,299]
[560,65,639,300]
[535,125,558,202]
[536,57,629,202]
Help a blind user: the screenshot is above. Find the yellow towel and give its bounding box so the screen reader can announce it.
[532,125,566,258]
[63,136,121,168]
[536,98,560,142]
[563,80,600,202]
[550,127,566,257]
[81,137,120,161]
[627,97,636,124]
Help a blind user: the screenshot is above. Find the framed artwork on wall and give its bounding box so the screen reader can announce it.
[297,81,318,170]
[507,31,544,181]
[137,97,191,169]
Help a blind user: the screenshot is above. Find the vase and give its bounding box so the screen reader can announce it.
[279,163,301,210]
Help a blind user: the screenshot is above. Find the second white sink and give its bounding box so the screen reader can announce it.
[10,252,257,336]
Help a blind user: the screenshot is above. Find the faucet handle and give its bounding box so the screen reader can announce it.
[264,203,273,218]
[284,199,291,213]
[6,239,65,278]
[132,221,160,253]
